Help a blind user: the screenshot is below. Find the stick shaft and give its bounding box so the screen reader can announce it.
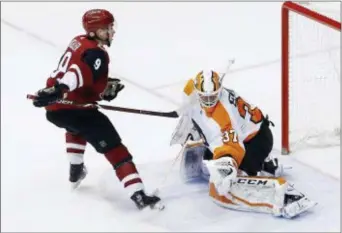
[27,94,179,118]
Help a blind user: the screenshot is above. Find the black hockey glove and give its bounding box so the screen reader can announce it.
[33,83,69,107]
[101,78,125,102]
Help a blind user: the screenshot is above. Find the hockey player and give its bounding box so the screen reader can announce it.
[170,69,316,218]
[32,9,163,210]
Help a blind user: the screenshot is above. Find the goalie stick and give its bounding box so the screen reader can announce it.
[219,58,235,83]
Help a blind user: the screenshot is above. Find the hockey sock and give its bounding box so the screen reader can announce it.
[65,132,86,164]
[105,144,144,196]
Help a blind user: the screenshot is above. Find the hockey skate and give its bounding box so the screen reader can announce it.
[261,157,284,177]
[130,190,165,211]
[259,153,294,178]
[69,163,87,189]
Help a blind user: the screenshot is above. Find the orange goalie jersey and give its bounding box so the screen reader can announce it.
[181,78,264,166]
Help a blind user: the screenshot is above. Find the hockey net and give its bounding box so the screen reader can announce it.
[281,1,341,154]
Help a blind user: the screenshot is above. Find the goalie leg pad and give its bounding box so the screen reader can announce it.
[209,176,317,218]
[209,176,288,216]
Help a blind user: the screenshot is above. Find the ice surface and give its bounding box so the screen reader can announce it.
[1,2,340,232]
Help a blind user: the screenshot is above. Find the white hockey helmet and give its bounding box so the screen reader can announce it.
[193,70,223,108]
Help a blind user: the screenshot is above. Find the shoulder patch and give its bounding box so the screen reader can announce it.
[68,39,81,51]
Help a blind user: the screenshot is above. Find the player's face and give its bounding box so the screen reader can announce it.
[96,23,116,46]
[106,23,116,43]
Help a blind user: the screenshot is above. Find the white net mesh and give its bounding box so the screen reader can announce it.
[288,2,341,151]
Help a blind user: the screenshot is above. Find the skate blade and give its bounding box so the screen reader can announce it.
[151,188,160,196]
[138,201,165,212]
[70,180,82,190]
[70,171,87,190]
[151,201,165,211]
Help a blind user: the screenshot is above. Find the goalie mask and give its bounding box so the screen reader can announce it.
[194,70,223,108]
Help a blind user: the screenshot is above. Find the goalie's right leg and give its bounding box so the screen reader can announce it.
[240,118,286,177]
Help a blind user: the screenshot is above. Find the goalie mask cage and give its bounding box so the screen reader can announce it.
[281,1,341,154]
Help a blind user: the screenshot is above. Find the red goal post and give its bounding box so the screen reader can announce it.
[281,1,341,154]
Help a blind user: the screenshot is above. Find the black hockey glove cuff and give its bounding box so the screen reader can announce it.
[101,78,125,102]
[33,83,69,107]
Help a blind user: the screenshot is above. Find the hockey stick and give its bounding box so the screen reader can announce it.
[219,58,235,83]
[152,142,188,196]
[26,94,179,118]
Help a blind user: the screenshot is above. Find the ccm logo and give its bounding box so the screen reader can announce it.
[237,178,268,185]
[56,99,73,105]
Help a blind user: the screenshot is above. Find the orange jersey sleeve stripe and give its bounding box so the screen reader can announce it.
[211,101,232,132]
[210,102,245,166]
